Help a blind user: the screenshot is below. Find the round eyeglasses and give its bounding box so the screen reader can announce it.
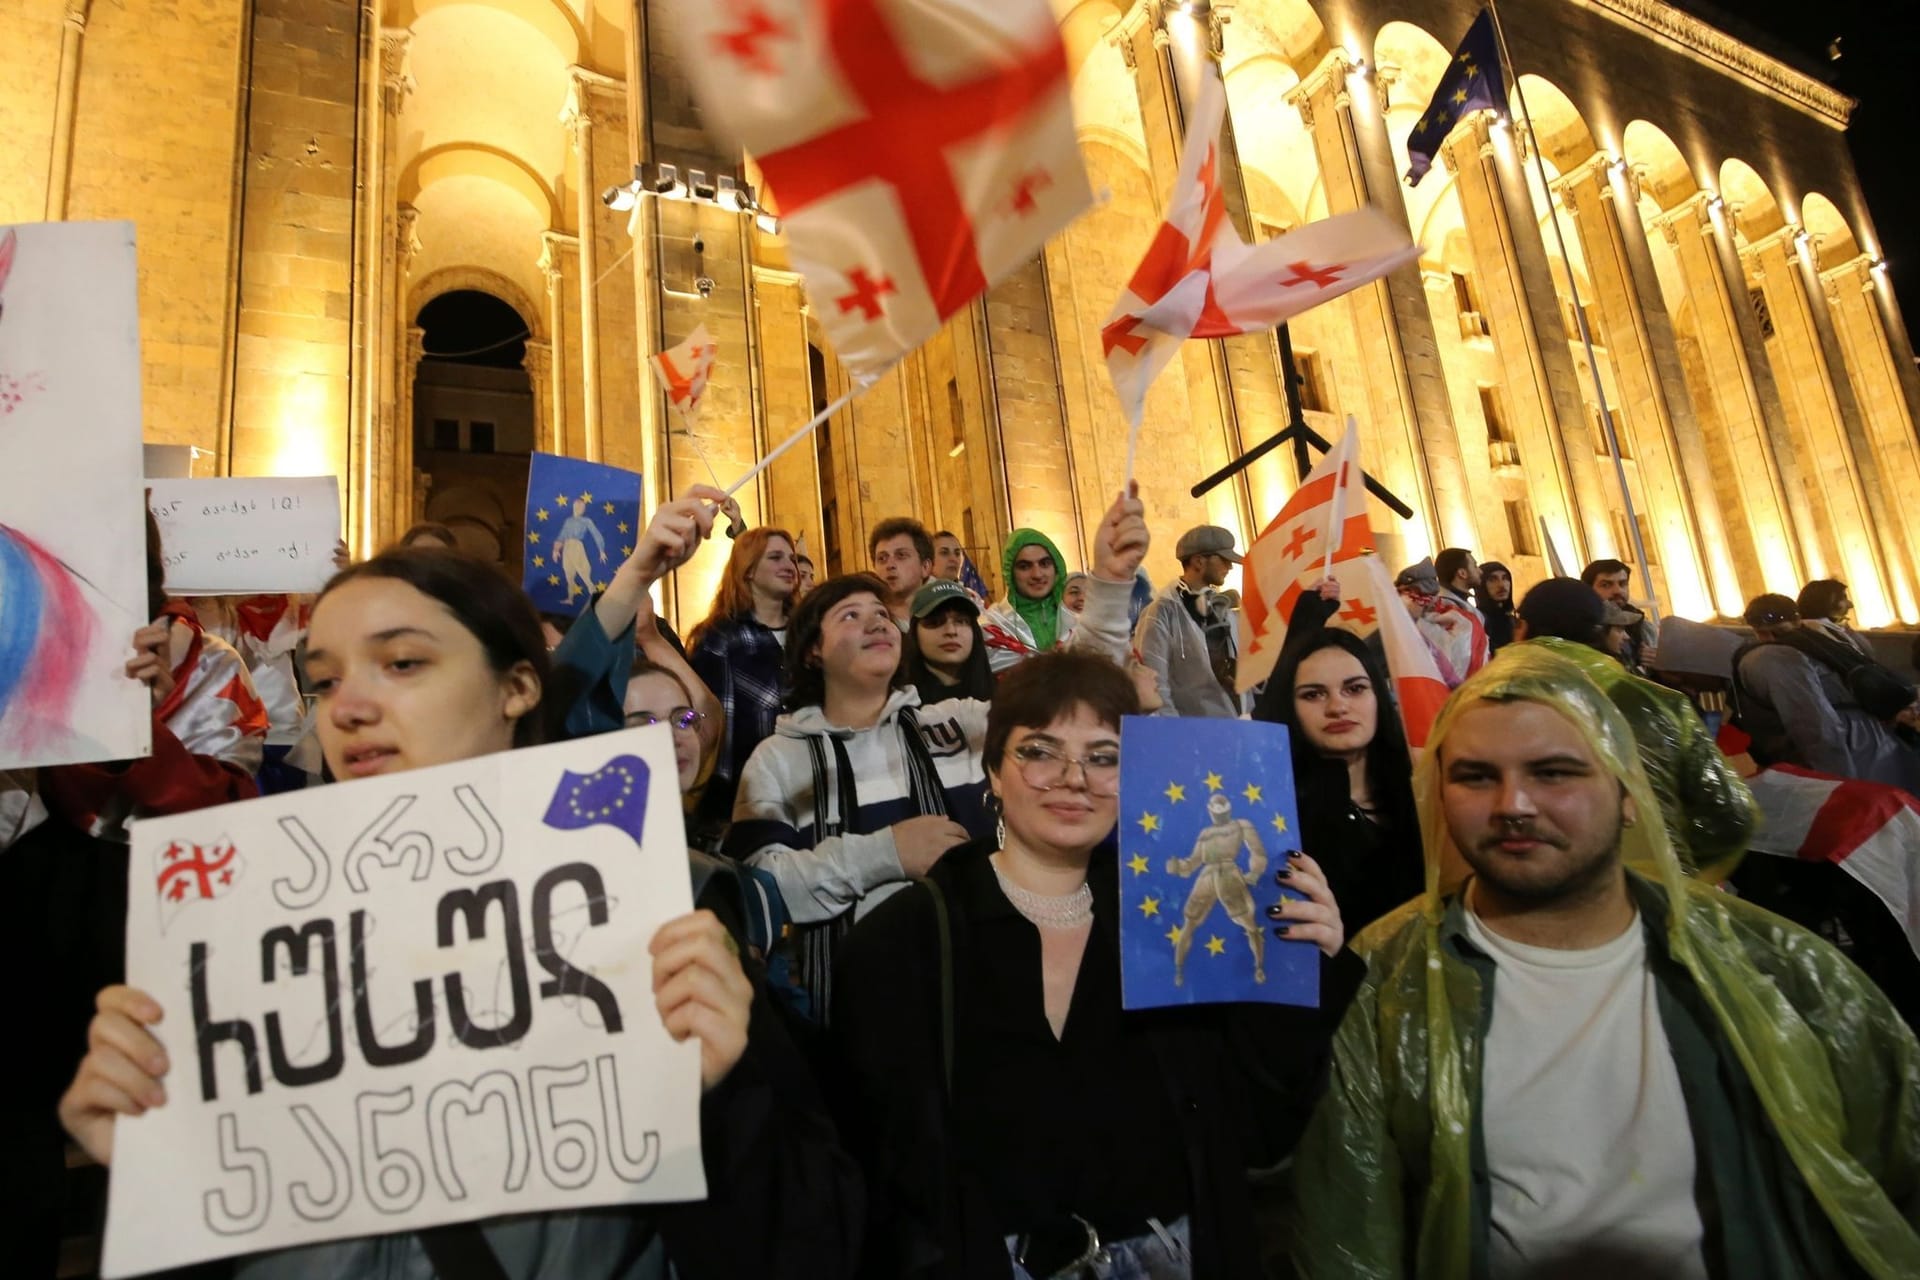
[1010,741,1121,797]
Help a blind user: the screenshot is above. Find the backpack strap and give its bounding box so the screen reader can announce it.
[897,705,950,819]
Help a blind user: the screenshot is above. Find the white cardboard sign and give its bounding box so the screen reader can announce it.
[148,476,342,596]
[0,221,151,769]
[102,727,706,1276]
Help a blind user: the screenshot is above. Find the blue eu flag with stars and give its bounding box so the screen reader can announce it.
[1117,716,1316,1011]
[1404,9,1506,187]
[542,754,652,850]
[523,452,644,616]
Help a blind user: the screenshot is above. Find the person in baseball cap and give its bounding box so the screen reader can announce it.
[1513,577,1641,655]
[903,578,992,704]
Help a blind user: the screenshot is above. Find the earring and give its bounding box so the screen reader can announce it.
[986,789,1006,849]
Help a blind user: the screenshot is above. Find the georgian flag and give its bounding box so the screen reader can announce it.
[1235,426,1448,748]
[649,325,717,428]
[1744,765,1920,960]
[1103,70,1422,430]
[675,0,1091,384]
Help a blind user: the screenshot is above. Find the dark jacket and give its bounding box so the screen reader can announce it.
[832,842,1363,1279]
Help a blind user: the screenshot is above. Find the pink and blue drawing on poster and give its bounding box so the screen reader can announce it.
[0,524,96,751]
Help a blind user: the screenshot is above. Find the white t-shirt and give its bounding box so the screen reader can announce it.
[1464,901,1709,1280]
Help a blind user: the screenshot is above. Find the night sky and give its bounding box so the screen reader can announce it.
[1677,0,1920,330]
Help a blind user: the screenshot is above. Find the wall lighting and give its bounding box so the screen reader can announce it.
[1871,257,1889,276]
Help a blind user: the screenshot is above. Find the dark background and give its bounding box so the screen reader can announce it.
[1676,0,1920,336]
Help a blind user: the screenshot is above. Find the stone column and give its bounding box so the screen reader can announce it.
[578,72,643,475]
[1824,254,1920,620]
[45,0,93,220]
[391,202,421,545]
[1555,155,1719,615]
[538,231,575,455]
[523,340,554,462]
[399,326,425,530]
[1420,268,1508,559]
[374,33,414,547]
[1440,118,1607,565]
[1648,195,1794,590]
[1747,230,1899,619]
[562,69,607,461]
[1290,49,1472,552]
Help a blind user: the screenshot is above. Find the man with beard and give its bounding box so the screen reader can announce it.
[1476,559,1516,651]
[1290,646,1920,1280]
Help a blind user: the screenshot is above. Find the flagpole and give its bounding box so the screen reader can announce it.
[1483,0,1660,621]
[725,385,861,497]
[1323,414,1356,583]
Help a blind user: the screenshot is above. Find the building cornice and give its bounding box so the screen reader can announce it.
[1584,0,1852,128]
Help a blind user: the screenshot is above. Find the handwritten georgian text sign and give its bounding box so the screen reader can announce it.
[148,476,342,596]
[102,727,704,1276]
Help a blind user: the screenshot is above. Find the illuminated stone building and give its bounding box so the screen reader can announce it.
[6,0,1918,624]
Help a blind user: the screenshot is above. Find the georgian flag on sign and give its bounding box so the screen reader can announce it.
[676,0,1091,384]
[1103,71,1422,430]
[649,325,717,428]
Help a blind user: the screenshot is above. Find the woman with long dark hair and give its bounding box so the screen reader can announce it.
[1252,579,1422,935]
[688,526,799,825]
[902,579,995,705]
[56,489,861,1279]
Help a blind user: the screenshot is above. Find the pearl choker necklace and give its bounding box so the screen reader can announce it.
[993,862,1094,929]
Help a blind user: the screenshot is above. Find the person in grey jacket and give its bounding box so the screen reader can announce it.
[1134,524,1246,718]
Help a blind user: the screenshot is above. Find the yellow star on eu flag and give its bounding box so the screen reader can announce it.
[1127,853,1149,876]
[1164,781,1187,803]
[556,493,568,505]
[617,520,630,533]
[594,579,609,592]
[1138,896,1160,919]
[532,555,545,568]
[1205,935,1226,957]
[527,531,541,544]
[1137,811,1161,834]
[1203,771,1223,792]
[1452,87,1468,104]
[621,545,633,556]
[547,574,560,586]
[1271,813,1289,835]
[536,508,550,522]
[1242,782,1263,804]
[580,491,594,504]
[1165,924,1183,944]
[603,501,615,514]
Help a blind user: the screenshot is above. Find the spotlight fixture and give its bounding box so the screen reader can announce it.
[595,160,775,230]
[688,168,718,200]
[601,183,637,212]
[1871,257,1889,276]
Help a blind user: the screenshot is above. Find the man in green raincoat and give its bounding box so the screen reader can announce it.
[1291,645,1920,1280]
[982,527,1076,673]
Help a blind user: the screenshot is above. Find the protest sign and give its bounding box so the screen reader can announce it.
[148,476,342,595]
[1117,716,1316,1010]
[0,220,150,770]
[102,726,706,1277]
[522,452,643,616]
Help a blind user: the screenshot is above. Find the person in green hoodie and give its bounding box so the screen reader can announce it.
[982,527,1077,673]
[1288,644,1920,1280]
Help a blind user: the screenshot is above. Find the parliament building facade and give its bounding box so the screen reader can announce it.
[6,0,1918,627]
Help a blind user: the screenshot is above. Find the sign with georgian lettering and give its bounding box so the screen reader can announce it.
[101,727,704,1277]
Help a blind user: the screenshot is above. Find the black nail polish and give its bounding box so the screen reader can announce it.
[1273,926,1294,939]
[1288,849,1304,861]
[1266,904,1284,919]
[1274,867,1293,882]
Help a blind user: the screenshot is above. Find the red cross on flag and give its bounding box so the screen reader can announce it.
[1103,70,1421,432]
[649,325,718,428]
[154,836,244,932]
[1745,765,1920,959]
[675,0,1091,385]
[1234,426,1448,747]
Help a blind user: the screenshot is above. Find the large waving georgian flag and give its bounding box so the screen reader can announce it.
[1236,427,1449,748]
[649,325,717,428]
[675,0,1091,384]
[1103,70,1421,430]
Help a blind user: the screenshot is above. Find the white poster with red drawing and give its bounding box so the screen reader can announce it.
[102,728,704,1277]
[0,221,151,769]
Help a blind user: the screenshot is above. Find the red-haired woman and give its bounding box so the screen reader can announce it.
[688,527,799,826]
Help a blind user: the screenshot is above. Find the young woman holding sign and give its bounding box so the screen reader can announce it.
[57,486,861,1280]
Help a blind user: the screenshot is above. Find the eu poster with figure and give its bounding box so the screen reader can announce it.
[1117,716,1316,1010]
[521,453,643,615]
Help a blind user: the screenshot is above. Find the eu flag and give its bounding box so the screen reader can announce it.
[542,753,652,849]
[1116,716,1316,1010]
[1404,9,1506,187]
[522,452,644,615]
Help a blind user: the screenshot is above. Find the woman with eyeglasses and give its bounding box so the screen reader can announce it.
[728,492,1151,1017]
[56,487,861,1280]
[832,651,1360,1280]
